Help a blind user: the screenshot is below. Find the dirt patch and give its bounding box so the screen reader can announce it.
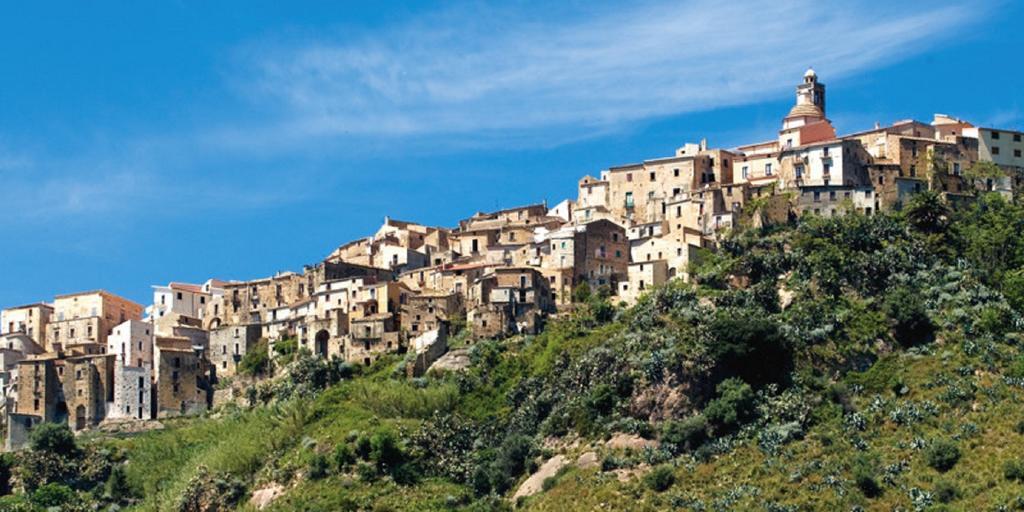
[576,451,599,470]
[428,348,471,373]
[604,433,658,451]
[249,483,285,510]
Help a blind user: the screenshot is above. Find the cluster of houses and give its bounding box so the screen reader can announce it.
[2,70,1022,449]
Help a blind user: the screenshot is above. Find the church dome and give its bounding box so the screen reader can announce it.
[804,67,816,78]
[786,103,824,119]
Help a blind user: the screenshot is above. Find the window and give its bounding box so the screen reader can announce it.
[626,173,632,182]
[813,191,821,202]
[765,163,773,175]
[624,192,634,208]
[953,163,961,176]
[992,131,1001,139]
[878,175,885,185]
[1014,134,1021,142]
[909,165,917,177]
[673,168,679,177]
[741,166,749,179]
[177,292,183,300]
[829,191,836,201]
[795,164,804,178]
[649,172,656,181]
[823,163,831,175]
[1015,149,1022,158]
[993,146,1000,155]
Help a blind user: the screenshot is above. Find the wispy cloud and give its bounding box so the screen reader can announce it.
[235,0,985,145]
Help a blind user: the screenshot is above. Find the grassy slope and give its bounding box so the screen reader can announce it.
[88,199,1024,512]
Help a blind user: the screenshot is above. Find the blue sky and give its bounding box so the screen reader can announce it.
[1,0,1021,308]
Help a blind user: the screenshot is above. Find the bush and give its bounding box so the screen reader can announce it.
[29,422,77,455]
[661,415,708,454]
[704,378,756,434]
[369,430,404,472]
[307,453,330,480]
[31,482,76,508]
[572,282,592,303]
[0,453,13,495]
[238,339,271,376]
[852,454,882,498]
[643,465,675,492]
[934,479,959,503]
[333,443,356,470]
[105,464,131,503]
[1004,459,1024,482]
[1016,420,1024,435]
[884,287,934,347]
[925,439,961,473]
[707,314,791,387]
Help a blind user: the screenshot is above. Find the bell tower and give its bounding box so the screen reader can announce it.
[796,68,825,115]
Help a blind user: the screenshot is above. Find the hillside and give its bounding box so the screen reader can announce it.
[3,191,1024,511]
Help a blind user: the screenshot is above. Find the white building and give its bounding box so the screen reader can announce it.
[108,319,154,368]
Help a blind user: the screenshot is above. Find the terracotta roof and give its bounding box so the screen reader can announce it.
[169,282,205,294]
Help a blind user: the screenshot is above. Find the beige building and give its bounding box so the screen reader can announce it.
[47,291,144,351]
[1,303,53,348]
[618,260,669,305]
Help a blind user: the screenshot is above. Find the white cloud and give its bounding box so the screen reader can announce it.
[239,0,984,144]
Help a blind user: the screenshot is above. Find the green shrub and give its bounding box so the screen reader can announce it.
[104,464,131,503]
[1004,459,1024,482]
[572,282,592,303]
[644,465,675,492]
[0,453,13,495]
[541,475,558,492]
[307,453,330,480]
[884,287,934,347]
[1016,420,1024,435]
[707,314,791,387]
[661,415,708,454]
[332,443,356,470]
[934,479,959,503]
[704,378,756,434]
[29,422,77,455]
[925,439,961,473]
[852,454,882,498]
[31,482,76,508]
[369,430,404,471]
[238,339,271,376]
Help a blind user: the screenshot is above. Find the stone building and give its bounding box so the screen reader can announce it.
[469,266,553,338]
[208,324,262,378]
[109,362,153,421]
[154,337,210,418]
[46,291,143,351]
[62,353,116,430]
[402,291,461,336]
[345,313,401,366]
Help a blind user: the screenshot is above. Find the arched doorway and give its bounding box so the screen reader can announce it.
[314,330,330,357]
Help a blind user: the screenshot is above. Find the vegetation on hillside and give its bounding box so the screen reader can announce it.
[3,191,1024,511]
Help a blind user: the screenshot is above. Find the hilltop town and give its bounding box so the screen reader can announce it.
[2,69,1022,451]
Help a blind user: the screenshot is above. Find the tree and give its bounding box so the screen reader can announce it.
[883,286,934,347]
[29,422,77,455]
[661,415,708,454]
[238,339,271,376]
[105,464,131,503]
[904,190,950,234]
[704,378,756,435]
[708,314,791,387]
[643,465,675,492]
[572,282,592,303]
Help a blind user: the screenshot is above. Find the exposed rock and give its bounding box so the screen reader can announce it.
[604,433,658,451]
[576,451,599,470]
[630,382,692,422]
[249,483,285,510]
[428,348,471,373]
[512,455,567,500]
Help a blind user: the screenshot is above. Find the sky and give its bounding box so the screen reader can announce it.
[1,0,1022,308]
